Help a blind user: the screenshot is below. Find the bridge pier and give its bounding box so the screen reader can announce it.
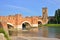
[0,21,9,37]
[32,24,38,27]
[16,25,22,30]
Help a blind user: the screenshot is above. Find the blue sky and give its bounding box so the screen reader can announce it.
[0,0,60,16]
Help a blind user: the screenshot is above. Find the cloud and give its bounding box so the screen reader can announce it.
[4,4,39,16]
[6,5,34,14]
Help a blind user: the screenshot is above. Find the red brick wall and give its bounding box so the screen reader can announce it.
[0,14,48,28]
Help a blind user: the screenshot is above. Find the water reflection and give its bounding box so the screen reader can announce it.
[48,27,60,39]
[55,27,60,39]
[9,26,60,39]
[18,28,39,37]
[40,26,48,37]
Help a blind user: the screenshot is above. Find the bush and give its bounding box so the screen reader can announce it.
[0,28,10,40]
[44,24,60,27]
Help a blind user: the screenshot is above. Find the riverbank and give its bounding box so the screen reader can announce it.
[0,28,10,40]
[44,24,60,27]
[10,36,60,40]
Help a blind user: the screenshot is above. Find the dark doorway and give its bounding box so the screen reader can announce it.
[38,21,42,27]
[7,24,14,29]
[22,22,31,30]
[7,24,14,36]
[22,23,26,30]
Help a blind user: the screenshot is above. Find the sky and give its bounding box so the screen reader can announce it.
[0,0,60,16]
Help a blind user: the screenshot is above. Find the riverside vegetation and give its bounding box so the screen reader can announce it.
[45,9,60,27]
[0,28,10,40]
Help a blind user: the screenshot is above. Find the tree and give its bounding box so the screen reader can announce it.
[48,18,56,24]
[55,9,60,24]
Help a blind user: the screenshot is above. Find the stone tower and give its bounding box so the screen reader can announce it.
[42,8,48,20]
[42,8,48,24]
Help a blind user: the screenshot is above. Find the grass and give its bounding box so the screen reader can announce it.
[0,28,10,40]
[44,24,60,27]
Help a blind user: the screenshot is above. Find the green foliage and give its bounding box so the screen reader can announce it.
[44,24,60,27]
[0,28,10,40]
[48,9,60,24]
[48,18,57,24]
[55,9,60,24]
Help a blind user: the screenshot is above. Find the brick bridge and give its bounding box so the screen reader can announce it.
[0,8,48,35]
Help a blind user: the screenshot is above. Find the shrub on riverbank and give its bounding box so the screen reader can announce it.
[44,24,60,27]
[0,28,10,40]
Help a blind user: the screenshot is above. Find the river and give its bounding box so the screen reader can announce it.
[9,26,60,39]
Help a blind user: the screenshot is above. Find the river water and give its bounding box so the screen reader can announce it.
[10,26,60,39]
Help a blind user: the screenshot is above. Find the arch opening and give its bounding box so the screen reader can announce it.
[38,21,42,27]
[22,22,31,30]
[7,24,14,29]
[7,24,14,36]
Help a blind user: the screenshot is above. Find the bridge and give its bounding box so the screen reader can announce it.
[0,8,48,35]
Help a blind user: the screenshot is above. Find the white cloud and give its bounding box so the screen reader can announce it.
[4,4,38,16]
[6,5,33,14]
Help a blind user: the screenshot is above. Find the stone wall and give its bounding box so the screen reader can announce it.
[0,14,48,29]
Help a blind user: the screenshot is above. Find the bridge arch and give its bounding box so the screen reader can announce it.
[7,23,14,26]
[7,22,14,29]
[38,20,42,27]
[21,21,31,30]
